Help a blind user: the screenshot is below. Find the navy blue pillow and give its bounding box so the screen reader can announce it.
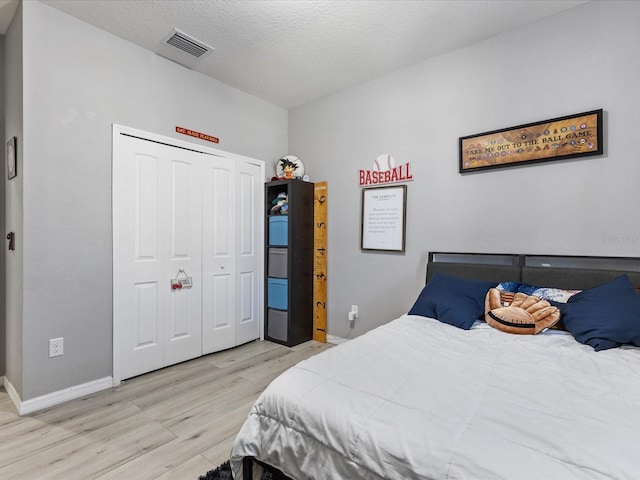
[558,274,640,351]
[408,273,497,330]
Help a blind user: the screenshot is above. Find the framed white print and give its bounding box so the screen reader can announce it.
[7,137,17,180]
[361,185,407,252]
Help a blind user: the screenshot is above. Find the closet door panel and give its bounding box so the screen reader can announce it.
[116,135,202,380]
[163,154,203,366]
[236,162,262,345]
[131,281,162,371]
[202,158,237,354]
[116,142,167,379]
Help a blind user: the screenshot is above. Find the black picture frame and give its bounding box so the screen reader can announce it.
[360,185,407,252]
[459,109,603,173]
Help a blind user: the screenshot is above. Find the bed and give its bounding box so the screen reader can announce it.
[231,253,640,479]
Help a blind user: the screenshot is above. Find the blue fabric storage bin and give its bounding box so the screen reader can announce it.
[268,277,288,310]
[269,216,288,246]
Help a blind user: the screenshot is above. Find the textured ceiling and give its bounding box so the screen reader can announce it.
[10,0,589,109]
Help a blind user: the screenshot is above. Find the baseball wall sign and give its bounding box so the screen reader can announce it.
[359,154,414,187]
[373,154,395,172]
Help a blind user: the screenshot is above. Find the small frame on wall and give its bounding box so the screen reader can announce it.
[459,109,603,173]
[7,136,17,180]
[361,185,407,252]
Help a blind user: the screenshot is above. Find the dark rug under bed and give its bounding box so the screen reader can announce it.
[199,460,274,480]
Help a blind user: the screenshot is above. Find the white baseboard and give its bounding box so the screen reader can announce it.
[3,376,113,416]
[327,334,350,345]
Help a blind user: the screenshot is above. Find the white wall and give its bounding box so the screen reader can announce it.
[289,0,640,337]
[12,1,287,401]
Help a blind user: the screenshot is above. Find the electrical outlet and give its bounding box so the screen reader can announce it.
[347,305,359,323]
[49,337,64,357]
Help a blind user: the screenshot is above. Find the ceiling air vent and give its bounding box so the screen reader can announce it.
[157,29,213,68]
[166,30,210,58]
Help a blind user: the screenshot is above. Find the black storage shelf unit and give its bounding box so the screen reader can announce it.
[265,179,314,347]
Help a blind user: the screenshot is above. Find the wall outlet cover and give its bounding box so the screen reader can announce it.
[49,337,64,357]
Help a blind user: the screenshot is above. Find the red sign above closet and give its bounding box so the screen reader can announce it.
[176,126,219,144]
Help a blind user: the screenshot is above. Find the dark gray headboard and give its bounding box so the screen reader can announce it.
[427,252,521,284]
[428,252,640,289]
[522,255,640,290]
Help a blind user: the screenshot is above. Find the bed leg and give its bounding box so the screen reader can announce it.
[243,456,254,480]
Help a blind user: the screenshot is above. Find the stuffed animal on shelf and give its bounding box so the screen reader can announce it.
[270,192,288,215]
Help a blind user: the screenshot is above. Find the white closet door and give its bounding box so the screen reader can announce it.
[202,156,237,354]
[114,126,264,383]
[235,160,262,345]
[164,153,203,367]
[116,135,203,380]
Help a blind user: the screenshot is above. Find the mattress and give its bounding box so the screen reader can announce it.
[230,314,640,479]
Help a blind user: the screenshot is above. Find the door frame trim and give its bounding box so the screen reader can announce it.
[112,124,265,385]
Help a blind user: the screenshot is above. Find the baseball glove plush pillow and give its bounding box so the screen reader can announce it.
[485,288,560,334]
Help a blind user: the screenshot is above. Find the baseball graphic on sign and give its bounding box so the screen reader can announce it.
[373,154,395,172]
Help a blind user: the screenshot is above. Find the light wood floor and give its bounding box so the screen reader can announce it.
[0,339,332,480]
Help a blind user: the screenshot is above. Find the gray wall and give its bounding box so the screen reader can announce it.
[3,3,23,394]
[0,33,5,376]
[10,1,287,401]
[6,0,639,402]
[289,0,640,337]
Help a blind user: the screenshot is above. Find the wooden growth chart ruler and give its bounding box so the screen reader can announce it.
[313,181,328,342]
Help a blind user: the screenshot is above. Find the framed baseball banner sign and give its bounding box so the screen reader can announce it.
[459,109,603,173]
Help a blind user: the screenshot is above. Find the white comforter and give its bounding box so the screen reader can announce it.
[230,315,640,479]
